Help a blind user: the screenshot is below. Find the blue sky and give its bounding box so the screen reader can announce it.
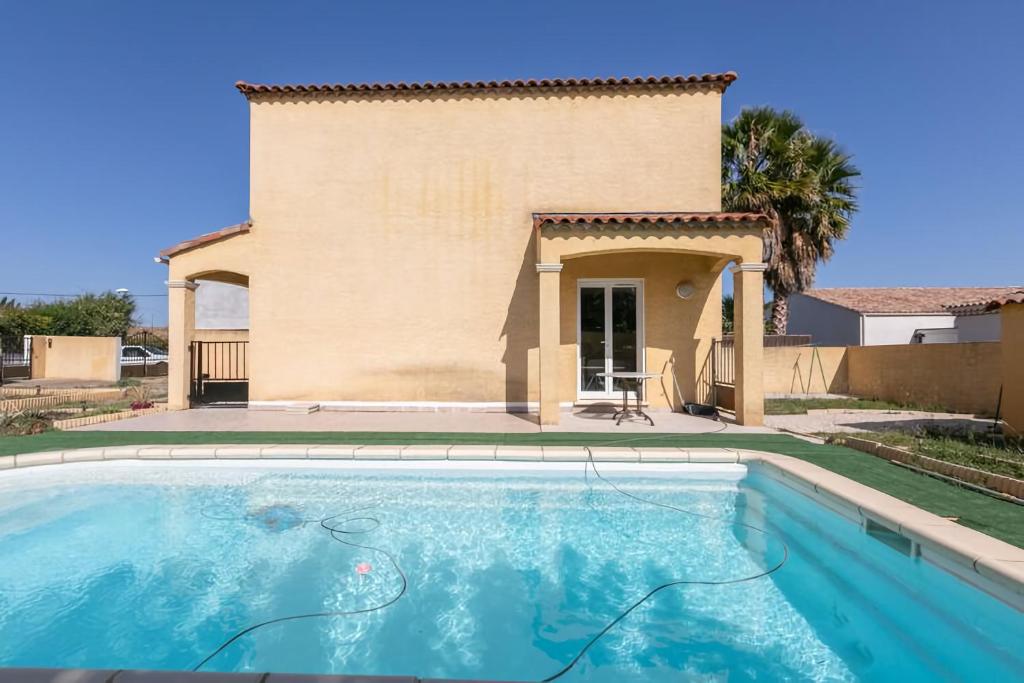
[1,0,1021,325]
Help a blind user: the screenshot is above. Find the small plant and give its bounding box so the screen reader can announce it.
[0,410,51,436]
[127,383,153,410]
[117,378,142,389]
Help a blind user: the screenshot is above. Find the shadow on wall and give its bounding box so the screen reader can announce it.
[763,346,850,395]
[695,349,713,406]
[501,234,539,408]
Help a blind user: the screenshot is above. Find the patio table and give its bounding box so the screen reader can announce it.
[597,371,661,426]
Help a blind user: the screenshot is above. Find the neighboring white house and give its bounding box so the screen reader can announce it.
[787,287,1020,346]
[945,301,1002,342]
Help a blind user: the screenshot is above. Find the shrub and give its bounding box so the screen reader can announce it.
[0,309,52,347]
[127,383,153,410]
[0,410,51,436]
[32,293,136,338]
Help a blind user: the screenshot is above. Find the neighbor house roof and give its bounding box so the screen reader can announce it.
[235,73,737,98]
[798,287,1024,315]
[983,290,1024,311]
[534,212,769,229]
[159,221,251,259]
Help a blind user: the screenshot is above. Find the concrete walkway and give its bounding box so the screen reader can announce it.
[76,407,773,434]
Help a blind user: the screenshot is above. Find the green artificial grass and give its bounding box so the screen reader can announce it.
[2,430,1022,546]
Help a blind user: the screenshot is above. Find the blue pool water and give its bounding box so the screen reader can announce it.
[0,461,1020,681]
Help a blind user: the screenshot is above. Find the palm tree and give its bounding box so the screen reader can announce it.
[722,107,860,333]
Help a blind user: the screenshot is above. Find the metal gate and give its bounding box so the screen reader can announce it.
[710,337,735,410]
[189,341,248,406]
[0,336,32,385]
[121,329,169,378]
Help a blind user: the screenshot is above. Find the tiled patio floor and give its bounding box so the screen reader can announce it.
[76,407,774,434]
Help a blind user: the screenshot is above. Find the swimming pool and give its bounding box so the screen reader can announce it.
[0,459,1020,681]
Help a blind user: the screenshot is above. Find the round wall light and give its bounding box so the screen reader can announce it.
[675,281,696,300]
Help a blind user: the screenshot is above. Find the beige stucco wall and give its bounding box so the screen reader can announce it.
[1000,304,1024,435]
[194,329,249,343]
[212,85,728,404]
[763,347,849,395]
[847,342,1002,415]
[29,336,121,382]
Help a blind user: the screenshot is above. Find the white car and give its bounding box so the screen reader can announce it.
[120,345,169,365]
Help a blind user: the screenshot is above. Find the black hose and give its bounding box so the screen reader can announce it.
[194,425,787,680]
[539,447,788,682]
[192,503,407,671]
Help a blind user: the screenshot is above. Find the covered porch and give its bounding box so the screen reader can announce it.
[533,212,769,426]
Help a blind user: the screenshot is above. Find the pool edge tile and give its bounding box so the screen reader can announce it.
[307,445,357,459]
[214,446,266,459]
[135,447,174,459]
[103,446,143,460]
[401,445,450,460]
[62,448,106,463]
[169,447,217,459]
[260,446,310,459]
[447,445,497,460]
[542,446,589,462]
[14,451,63,468]
[638,447,689,463]
[354,445,402,460]
[587,447,640,463]
[495,446,543,461]
[687,448,739,463]
[974,558,1024,599]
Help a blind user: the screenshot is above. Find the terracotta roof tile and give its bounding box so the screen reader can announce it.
[159,221,251,259]
[983,290,1024,311]
[236,73,737,98]
[801,287,1024,315]
[534,212,769,229]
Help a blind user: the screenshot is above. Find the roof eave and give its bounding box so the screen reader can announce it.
[533,211,770,230]
[158,220,252,260]
[235,72,738,100]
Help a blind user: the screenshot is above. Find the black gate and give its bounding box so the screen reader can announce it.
[121,330,169,378]
[710,337,735,410]
[189,341,248,406]
[0,336,31,384]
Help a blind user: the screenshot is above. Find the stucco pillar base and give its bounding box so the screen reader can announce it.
[537,263,562,425]
[167,280,197,411]
[732,263,766,426]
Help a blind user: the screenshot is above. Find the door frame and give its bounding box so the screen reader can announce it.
[576,278,645,400]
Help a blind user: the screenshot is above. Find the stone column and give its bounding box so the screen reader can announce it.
[537,262,563,425]
[732,263,767,426]
[167,280,197,411]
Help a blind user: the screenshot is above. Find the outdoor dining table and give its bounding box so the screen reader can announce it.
[597,371,662,426]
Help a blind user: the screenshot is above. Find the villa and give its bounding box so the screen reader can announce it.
[159,73,770,425]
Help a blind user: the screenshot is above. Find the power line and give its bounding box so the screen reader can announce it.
[0,291,167,298]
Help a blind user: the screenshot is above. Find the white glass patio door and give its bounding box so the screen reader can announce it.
[577,279,644,398]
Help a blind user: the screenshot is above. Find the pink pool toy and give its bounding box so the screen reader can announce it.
[355,562,373,575]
